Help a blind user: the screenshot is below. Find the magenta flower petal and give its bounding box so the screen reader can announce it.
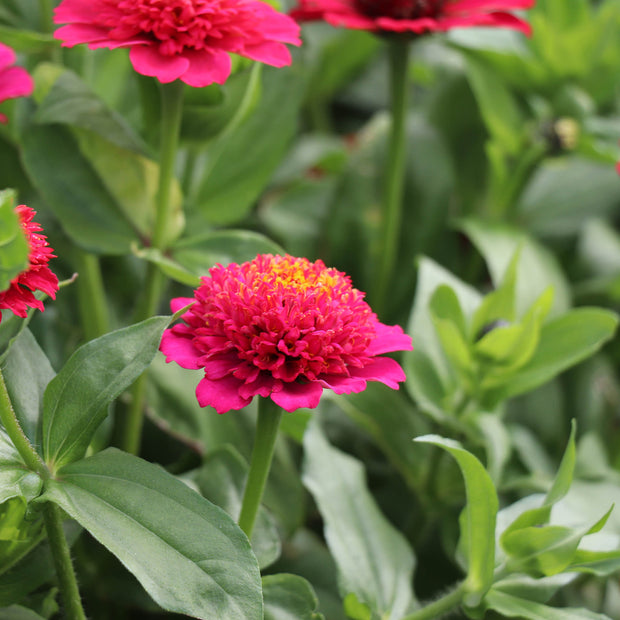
[289,0,533,35]
[54,0,301,86]
[0,206,58,322]
[196,374,252,413]
[0,43,33,123]
[271,381,324,412]
[160,254,413,414]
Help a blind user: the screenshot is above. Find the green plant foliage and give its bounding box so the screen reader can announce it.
[303,420,417,619]
[0,190,28,293]
[262,573,324,620]
[42,316,172,470]
[40,449,263,620]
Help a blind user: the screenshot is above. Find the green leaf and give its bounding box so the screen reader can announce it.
[459,219,571,318]
[471,248,519,339]
[331,383,432,493]
[40,449,262,619]
[0,498,44,577]
[20,123,139,254]
[42,316,171,470]
[415,436,497,606]
[464,57,524,155]
[491,309,618,401]
[403,349,450,422]
[406,257,481,383]
[569,548,620,576]
[545,419,576,506]
[263,574,324,620]
[191,445,281,570]
[303,421,416,619]
[0,189,28,293]
[0,606,47,620]
[483,588,610,619]
[33,65,145,152]
[188,65,305,226]
[0,429,41,505]
[1,329,55,446]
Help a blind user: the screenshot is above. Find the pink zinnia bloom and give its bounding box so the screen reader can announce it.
[160,254,413,413]
[0,43,33,123]
[0,206,59,322]
[53,0,302,87]
[290,0,534,36]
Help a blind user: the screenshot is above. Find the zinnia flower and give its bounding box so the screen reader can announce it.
[289,0,534,36]
[53,0,302,87]
[0,206,59,322]
[160,254,413,413]
[0,43,33,123]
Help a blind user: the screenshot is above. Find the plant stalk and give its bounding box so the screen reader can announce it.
[373,36,411,316]
[0,369,48,478]
[74,248,110,341]
[402,582,466,620]
[120,80,185,455]
[42,503,87,620]
[238,399,283,539]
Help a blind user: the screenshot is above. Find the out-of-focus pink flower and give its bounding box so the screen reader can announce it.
[0,43,33,123]
[290,0,534,36]
[160,254,413,413]
[53,0,301,87]
[0,206,59,321]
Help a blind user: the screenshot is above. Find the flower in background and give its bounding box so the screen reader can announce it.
[160,254,413,413]
[0,206,59,322]
[290,0,534,36]
[0,43,33,123]
[53,0,302,87]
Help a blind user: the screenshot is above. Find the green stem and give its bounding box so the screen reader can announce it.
[0,369,47,478]
[0,371,85,617]
[43,503,87,620]
[238,399,283,539]
[74,248,109,341]
[38,0,61,63]
[402,582,466,620]
[373,37,411,316]
[120,80,185,455]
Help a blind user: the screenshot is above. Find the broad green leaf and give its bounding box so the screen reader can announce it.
[0,498,44,577]
[406,257,481,383]
[415,436,497,606]
[303,421,416,619]
[0,606,47,620]
[263,574,323,620]
[430,315,474,383]
[20,123,139,254]
[40,448,262,619]
[73,128,184,246]
[491,309,618,401]
[429,285,468,339]
[0,521,81,604]
[464,57,523,155]
[545,420,576,506]
[483,588,610,619]
[0,429,41,505]
[2,329,55,446]
[181,64,261,144]
[192,445,281,570]
[0,189,28,292]
[0,26,55,54]
[493,573,575,605]
[470,248,519,340]
[188,65,305,226]
[459,219,571,318]
[42,316,171,470]
[171,230,284,275]
[33,66,145,152]
[403,349,450,422]
[331,383,432,493]
[517,158,620,240]
[569,549,620,576]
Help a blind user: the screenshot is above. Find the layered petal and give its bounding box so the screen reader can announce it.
[160,254,412,414]
[54,0,301,86]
